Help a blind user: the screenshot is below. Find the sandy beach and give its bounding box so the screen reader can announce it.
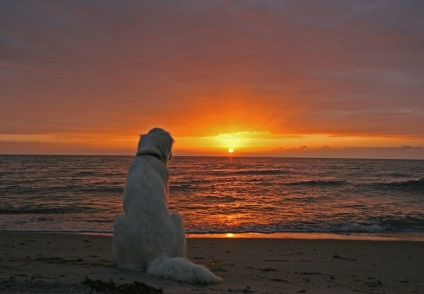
[0,232,422,293]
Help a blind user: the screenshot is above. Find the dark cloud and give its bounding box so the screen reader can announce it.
[0,0,423,155]
[272,145,424,160]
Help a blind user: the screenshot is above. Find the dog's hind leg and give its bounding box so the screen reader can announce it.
[170,212,186,257]
[113,215,145,271]
[113,215,132,268]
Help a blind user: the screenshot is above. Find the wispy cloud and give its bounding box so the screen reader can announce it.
[0,1,423,157]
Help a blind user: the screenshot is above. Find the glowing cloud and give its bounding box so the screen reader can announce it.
[0,1,423,158]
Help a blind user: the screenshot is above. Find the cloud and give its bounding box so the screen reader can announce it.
[0,1,423,156]
[271,145,424,160]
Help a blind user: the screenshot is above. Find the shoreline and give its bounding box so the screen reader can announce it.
[1,231,423,293]
[2,230,424,241]
[188,232,424,241]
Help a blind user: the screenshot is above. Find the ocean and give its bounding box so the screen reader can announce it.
[1,155,423,240]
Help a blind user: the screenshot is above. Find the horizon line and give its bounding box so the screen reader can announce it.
[1,153,423,161]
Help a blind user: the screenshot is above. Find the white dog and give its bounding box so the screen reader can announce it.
[113,128,222,284]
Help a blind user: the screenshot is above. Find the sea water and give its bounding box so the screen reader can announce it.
[0,155,423,239]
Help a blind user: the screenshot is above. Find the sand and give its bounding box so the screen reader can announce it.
[0,232,423,293]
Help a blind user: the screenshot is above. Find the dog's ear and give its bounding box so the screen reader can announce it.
[155,132,174,161]
[136,133,147,155]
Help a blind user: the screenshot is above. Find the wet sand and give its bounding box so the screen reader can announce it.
[0,232,422,293]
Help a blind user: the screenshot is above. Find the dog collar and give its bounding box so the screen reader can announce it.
[138,152,163,161]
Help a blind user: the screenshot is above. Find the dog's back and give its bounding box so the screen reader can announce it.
[113,128,222,283]
[113,155,172,270]
[122,156,169,214]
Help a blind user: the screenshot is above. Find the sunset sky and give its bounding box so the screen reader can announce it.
[1,1,423,158]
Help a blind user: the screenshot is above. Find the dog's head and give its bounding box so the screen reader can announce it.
[136,128,174,164]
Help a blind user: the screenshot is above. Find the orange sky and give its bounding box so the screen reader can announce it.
[1,1,424,159]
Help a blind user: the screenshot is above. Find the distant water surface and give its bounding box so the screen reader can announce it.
[0,155,423,239]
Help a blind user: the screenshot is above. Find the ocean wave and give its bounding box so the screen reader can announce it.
[0,206,90,215]
[372,178,424,190]
[0,228,113,234]
[82,186,124,193]
[87,219,114,223]
[286,180,348,186]
[75,171,97,176]
[202,195,238,202]
[2,184,124,195]
[2,156,424,236]
[231,169,291,175]
[2,218,422,235]
[184,224,385,234]
[170,184,193,191]
[378,216,424,232]
[184,217,424,234]
[61,185,123,194]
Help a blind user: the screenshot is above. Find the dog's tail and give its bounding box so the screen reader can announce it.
[147,255,223,284]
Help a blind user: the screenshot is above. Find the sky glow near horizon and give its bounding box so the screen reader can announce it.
[1,1,424,158]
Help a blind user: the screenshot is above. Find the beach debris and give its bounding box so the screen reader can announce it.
[267,278,293,284]
[333,254,357,261]
[260,267,277,272]
[263,259,289,262]
[227,286,254,293]
[302,277,311,283]
[209,260,227,272]
[297,272,336,281]
[35,257,83,264]
[2,276,17,288]
[82,277,163,293]
[363,280,383,288]
[299,272,323,275]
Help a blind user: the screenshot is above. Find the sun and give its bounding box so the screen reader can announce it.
[228,148,234,153]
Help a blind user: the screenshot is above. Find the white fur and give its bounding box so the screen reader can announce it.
[113,128,222,284]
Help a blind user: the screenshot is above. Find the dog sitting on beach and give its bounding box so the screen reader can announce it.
[113,128,222,284]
